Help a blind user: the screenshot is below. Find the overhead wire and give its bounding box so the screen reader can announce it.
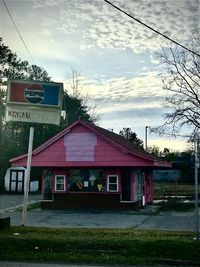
[151,132,191,138]
[104,0,200,58]
[2,0,35,65]
[104,0,199,142]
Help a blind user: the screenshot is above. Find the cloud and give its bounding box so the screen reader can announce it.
[69,71,168,132]
[84,71,167,101]
[33,0,65,8]
[103,107,164,120]
[40,29,52,36]
[78,0,199,53]
[4,0,198,68]
[30,0,199,54]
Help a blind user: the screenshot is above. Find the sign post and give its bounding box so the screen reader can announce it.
[5,79,63,226]
[22,126,34,226]
[194,133,199,240]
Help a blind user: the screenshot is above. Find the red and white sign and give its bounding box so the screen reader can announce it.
[5,79,63,125]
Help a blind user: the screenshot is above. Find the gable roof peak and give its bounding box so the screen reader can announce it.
[10,119,170,166]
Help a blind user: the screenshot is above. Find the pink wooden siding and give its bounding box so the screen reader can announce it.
[11,124,154,167]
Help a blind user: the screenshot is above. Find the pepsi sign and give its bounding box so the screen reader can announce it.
[24,84,45,104]
[7,80,63,107]
[6,79,63,125]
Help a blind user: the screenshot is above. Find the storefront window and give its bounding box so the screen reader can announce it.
[68,169,105,192]
[107,175,119,192]
[55,175,65,191]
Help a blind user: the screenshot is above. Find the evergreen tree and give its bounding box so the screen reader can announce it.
[119,128,143,148]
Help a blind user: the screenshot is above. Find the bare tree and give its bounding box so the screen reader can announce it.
[68,68,82,98]
[155,31,200,136]
[66,68,101,123]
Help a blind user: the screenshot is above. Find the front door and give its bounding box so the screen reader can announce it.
[133,170,142,202]
[121,170,131,201]
[9,170,25,192]
[43,170,53,200]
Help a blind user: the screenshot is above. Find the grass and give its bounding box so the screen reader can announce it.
[0,227,200,265]
[15,202,41,212]
[154,182,196,199]
[157,198,196,212]
[154,182,198,212]
[27,202,41,211]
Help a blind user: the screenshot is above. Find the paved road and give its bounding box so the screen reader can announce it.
[0,263,85,267]
[0,194,199,231]
[0,262,174,267]
[2,209,199,231]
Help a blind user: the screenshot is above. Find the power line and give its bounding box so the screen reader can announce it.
[148,127,191,138]
[104,0,200,58]
[2,0,35,65]
[150,130,191,139]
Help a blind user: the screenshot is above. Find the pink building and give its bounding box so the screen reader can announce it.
[10,120,171,210]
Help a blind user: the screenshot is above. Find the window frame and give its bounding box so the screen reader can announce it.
[107,174,119,192]
[55,175,66,192]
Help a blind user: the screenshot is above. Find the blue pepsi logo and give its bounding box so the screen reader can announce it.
[24,84,45,104]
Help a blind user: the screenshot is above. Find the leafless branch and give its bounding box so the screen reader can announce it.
[155,30,200,137]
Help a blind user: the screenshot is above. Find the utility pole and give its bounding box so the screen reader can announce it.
[145,126,150,151]
[194,133,199,240]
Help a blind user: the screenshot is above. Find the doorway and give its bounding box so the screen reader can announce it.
[43,170,53,201]
[121,170,132,201]
[9,169,25,192]
[133,170,144,203]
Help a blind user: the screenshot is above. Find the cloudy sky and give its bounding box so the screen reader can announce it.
[1,0,199,151]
